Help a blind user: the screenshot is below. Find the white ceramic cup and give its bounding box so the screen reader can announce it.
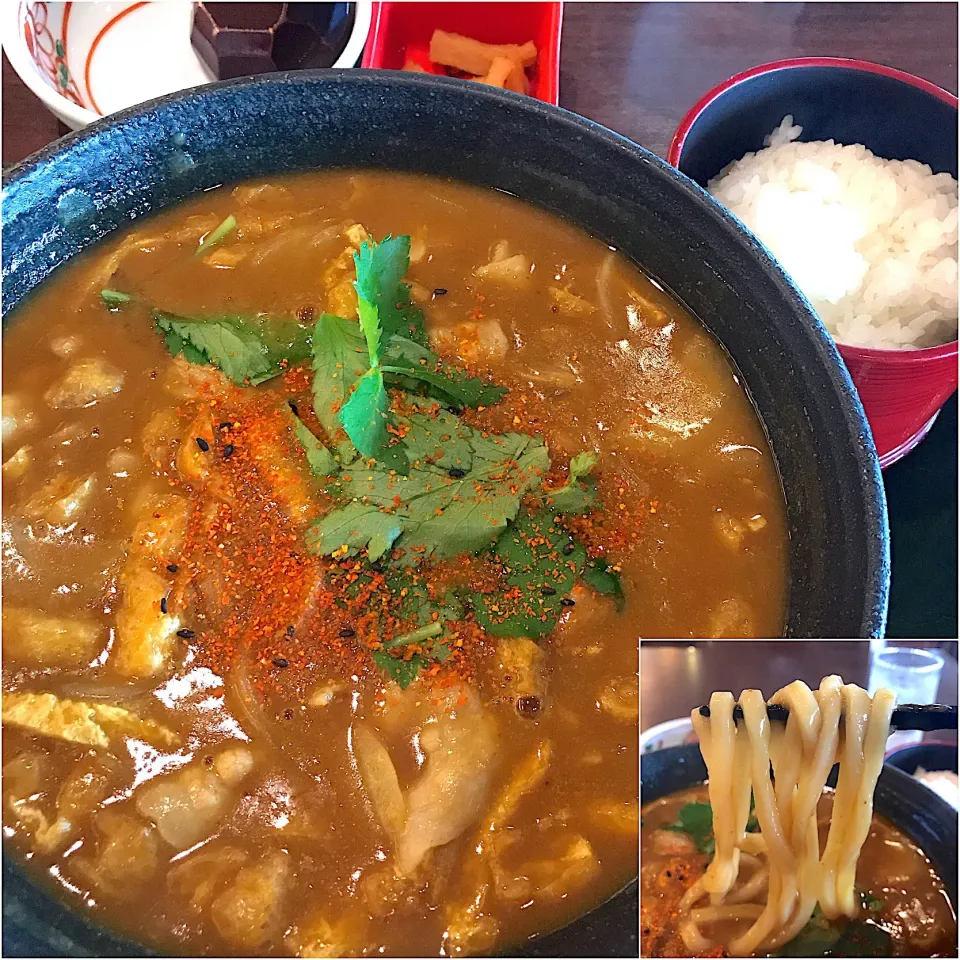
[2,1,373,130]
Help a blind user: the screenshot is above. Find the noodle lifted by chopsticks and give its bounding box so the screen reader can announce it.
[680,676,896,956]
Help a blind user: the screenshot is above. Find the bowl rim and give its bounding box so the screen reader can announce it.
[1,68,890,635]
[666,55,959,359]
[0,0,374,129]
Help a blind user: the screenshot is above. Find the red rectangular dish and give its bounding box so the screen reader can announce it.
[361,2,563,105]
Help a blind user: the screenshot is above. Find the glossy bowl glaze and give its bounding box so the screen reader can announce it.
[642,744,959,914]
[668,58,959,469]
[2,69,890,956]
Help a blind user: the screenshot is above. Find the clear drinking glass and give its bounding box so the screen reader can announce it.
[868,646,946,748]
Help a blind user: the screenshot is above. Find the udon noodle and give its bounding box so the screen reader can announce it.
[680,676,896,957]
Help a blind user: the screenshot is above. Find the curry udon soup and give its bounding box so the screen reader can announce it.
[642,787,957,958]
[3,172,784,956]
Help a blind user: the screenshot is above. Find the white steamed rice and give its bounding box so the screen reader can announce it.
[708,115,959,350]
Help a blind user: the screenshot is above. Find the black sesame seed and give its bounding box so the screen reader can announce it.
[551,304,559,313]
[166,563,179,573]
[286,624,296,638]
[560,597,576,607]
[273,657,289,669]
[195,437,210,452]
[541,586,557,596]
[218,421,232,430]
[160,596,168,614]
[223,444,235,459]
[177,628,195,639]
[433,287,448,297]
[448,467,466,479]
[339,626,356,638]
[562,542,576,556]
[288,401,299,416]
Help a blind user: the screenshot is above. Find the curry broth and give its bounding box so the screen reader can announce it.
[641,786,958,958]
[4,171,783,956]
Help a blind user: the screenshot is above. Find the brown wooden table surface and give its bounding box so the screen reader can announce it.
[5,3,958,166]
[641,641,959,744]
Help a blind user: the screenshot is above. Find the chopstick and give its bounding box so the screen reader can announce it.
[696,702,958,732]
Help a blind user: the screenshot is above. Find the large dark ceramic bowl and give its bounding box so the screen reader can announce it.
[642,744,959,911]
[3,71,888,956]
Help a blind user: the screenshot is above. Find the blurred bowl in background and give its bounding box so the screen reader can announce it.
[2,1,373,129]
[669,58,958,468]
[640,715,697,754]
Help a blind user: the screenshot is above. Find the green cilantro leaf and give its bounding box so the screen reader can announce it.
[581,557,626,611]
[290,409,339,478]
[473,509,586,637]
[371,650,424,690]
[310,313,369,440]
[154,310,312,385]
[353,235,411,340]
[339,367,390,459]
[356,287,383,367]
[306,427,549,564]
[397,408,475,472]
[100,289,133,306]
[663,801,715,855]
[382,335,508,408]
[548,450,599,514]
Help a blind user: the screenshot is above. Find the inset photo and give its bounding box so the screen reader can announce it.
[641,640,958,958]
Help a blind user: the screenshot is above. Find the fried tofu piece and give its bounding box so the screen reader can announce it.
[75,809,160,900]
[242,413,315,524]
[589,799,640,834]
[474,253,531,284]
[708,598,756,638]
[115,564,182,677]
[2,691,177,750]
[22,473,96,524]
[494,637,546,706]
[2,394,36,443]
[15,753,119,854]
[163,355,232,400]
[3,608,103,668]
[135,745,254,850]
[321,223,370,317]
[168,845,248,914]
[429,319,509,365]
[176,409,216,484]
[2,444,33,480]
[44,357,124,408]
[495,834,600,901]
[549,285,597,316]
[286,910,368,958]
[113,493,189,677]
[442,742,552,952]
[211,849,290,948]
[598,673,638,722]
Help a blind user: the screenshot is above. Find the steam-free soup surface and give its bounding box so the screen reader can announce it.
[3,172,784,957]
[641,786,957,958]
